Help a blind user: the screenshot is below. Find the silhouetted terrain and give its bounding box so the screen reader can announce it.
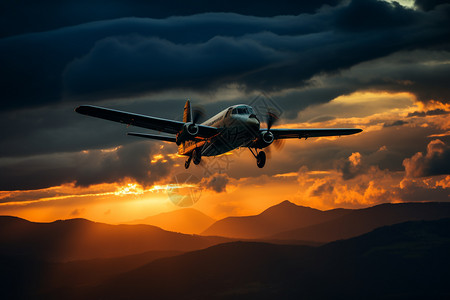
[3,203,450,299]
[46,218,450,299]
[0,249,183,299]
[127,208,216,234]
[271,202,450,242]
[203,201,450,241]
[0,216,230,261]
[202,200,351,238]
[42,250,183,293]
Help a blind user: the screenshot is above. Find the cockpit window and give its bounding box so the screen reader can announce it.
[232,106,251,115]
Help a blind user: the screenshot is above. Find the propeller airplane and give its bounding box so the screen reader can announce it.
[75,100,362,168]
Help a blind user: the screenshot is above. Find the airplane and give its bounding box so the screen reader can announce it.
[75,100,362,169]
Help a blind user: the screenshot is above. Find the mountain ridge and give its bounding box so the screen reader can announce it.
[201,200,352,238]
[271,201,450,242]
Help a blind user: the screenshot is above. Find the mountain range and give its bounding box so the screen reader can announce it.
[202,201,450,242]
[271,201,450,242]
[3,201,450,299]
[202,200,350,238]
[11,217,448,299]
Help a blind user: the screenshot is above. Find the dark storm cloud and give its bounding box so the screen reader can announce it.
[310,181,335,196]
[0,141,172,191]
[335,0,419,31]
[0,98,188,158]
[407,108,450,117]
[63,35,281,99]
[201,173,229,193]
[0,13,320,111]
[1,0,450,111]
[396,183,449,202]
[336,153,364,180]
[403,139,450,177]
[383,120,408,127]
[0,0,341,38]
[415,0,450,11]
[311,49,450,104]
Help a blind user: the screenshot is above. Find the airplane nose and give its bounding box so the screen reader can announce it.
[247,114,260,131]
[249,113,258,121]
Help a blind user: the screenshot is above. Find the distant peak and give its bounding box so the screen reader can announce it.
[278,200,296,207]
[260,200,299,215]
[273,200,313,209]
[259,200,322,216]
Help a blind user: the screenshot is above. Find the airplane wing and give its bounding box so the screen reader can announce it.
[75,105,219,138]
[268,128,362,139]
[127,132,177,142]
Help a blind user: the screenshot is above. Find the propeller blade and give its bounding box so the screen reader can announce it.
[266,109,280,130]
[273,138,285,151]
[192,106,206,124]
[265,146,272,159]
[265,139,284,160]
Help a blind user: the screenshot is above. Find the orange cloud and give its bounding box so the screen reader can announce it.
[403,139,450,178]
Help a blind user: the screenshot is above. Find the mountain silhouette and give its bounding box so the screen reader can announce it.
[201,200,350,238]
[0,216,230,261]
[0,249,183,300]
[271,202,450,242]
[66,217,450,300]
[40,250,183,293]
[127,208,215,234]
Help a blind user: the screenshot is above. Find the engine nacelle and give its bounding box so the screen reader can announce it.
[185,122,199,136]
[250,131,274,148]
[176,122,199,145]
[261,130,274,144]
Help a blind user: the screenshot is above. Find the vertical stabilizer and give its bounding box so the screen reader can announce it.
[179,99,191,155]
[183,100,191,123]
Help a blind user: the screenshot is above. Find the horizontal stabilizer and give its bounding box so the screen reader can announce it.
[127,132,176,142]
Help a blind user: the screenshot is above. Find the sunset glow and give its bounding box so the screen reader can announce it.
[0,0,448,229]
[1,90,449,223]
[2,2,450,298]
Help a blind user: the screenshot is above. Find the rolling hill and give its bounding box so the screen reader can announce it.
[0,216,230,262]
[201,200,351,238]
[127,208,215,234]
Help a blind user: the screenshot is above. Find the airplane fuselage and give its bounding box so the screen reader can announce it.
[178,104,260,157]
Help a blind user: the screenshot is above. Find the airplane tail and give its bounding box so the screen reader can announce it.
[179,99,191,155]
[183,99,191,123]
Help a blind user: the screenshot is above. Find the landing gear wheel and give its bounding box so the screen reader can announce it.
[185,156,192,169]
[193,149,202,165]
[256,151,266,168]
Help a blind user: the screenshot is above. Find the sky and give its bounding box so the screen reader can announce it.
[0,0,449,224]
